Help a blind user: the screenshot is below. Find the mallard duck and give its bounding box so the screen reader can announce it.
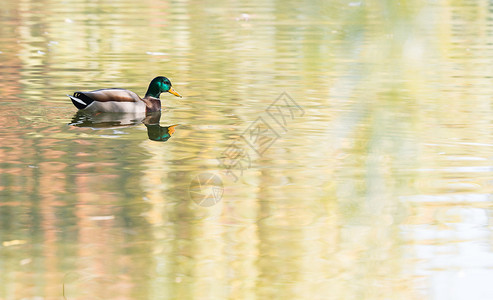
[67,76,182,113]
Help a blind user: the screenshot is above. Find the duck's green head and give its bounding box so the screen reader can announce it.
[145,76,182,99]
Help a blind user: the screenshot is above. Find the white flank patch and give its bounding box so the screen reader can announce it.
[84,101,146,113]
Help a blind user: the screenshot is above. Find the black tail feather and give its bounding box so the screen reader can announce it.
[70,92,94,110]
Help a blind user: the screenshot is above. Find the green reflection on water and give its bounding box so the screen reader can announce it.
[1,0,493,299]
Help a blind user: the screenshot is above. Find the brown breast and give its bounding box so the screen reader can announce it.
[143,97,161,113]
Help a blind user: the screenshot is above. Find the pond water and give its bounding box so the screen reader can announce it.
[1,0,493,299]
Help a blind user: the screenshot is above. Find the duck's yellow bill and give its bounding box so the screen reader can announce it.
[168,87,182,98]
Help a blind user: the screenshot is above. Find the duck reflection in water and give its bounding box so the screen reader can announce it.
[69,111,178,142]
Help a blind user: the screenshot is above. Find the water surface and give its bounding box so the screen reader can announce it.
[1,0,493,299]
